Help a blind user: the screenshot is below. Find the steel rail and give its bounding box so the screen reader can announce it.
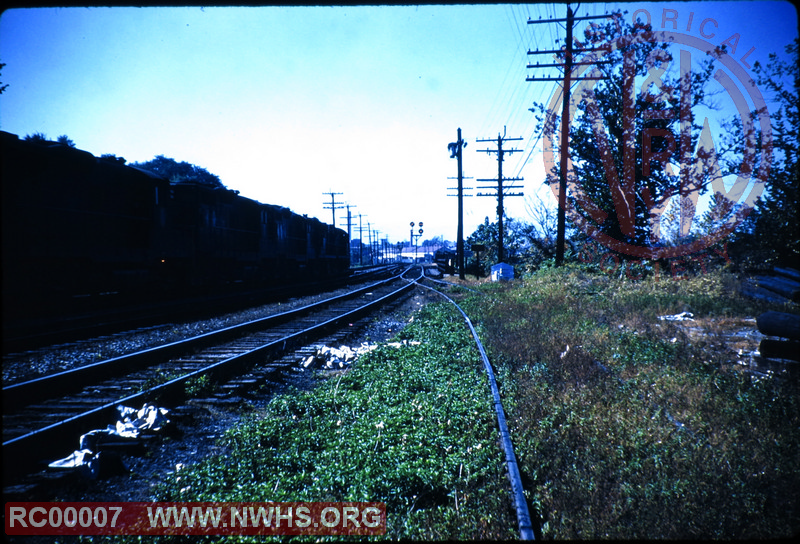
[3,272,405,411]
[3,275,416,481]
[2,265,403,354]
[415,278,535,540]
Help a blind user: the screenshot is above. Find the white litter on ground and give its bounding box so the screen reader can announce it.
[658,311,695,321]
[303,340,422,370]
[48,403,170,478]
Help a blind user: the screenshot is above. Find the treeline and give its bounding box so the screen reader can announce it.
[22,132,224,190]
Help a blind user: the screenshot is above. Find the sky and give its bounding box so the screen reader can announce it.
[1,2,797,245]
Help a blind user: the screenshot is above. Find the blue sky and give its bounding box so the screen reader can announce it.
[1,2,797,245]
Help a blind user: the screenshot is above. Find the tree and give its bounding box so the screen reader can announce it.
[422,235,450,248]
[531,12,729,260]
[131,155,225,189]
[524,189,561,247]
[24,132,49,143]
[728,39,799,269]
[57,135,76,147]
[465,216,533,275]
[100,153,126,164]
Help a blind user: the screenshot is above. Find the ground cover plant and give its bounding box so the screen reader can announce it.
[463,265,800,539]
[150,303,518,541]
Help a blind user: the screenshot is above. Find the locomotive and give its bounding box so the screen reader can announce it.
[1,131,350,323]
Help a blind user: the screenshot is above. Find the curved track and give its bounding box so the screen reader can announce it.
[3,269,417,481]
[415,275,535,541]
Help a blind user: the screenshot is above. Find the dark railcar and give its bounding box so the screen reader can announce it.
[434,249,457,275]
[2,132,168,318]
[2,131,349,325]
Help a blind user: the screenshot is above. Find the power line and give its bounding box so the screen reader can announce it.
[476,127,524,264]
[527,3,610,266]
[322,191,344,228]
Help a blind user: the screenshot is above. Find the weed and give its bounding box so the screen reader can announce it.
[466,267,800,539]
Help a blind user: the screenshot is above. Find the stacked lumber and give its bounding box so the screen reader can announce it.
[742,267,800,304]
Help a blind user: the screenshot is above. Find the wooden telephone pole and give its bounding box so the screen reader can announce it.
[527,4,609,266]
[340,203,356,264]
[476,127,523,264]
[322,191,344,228]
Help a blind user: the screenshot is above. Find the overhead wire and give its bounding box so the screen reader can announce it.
[508,2,567,181]
[477,4,531,140]
[476,3,610,201]
[509,1,617,180]
[471,3,538,214]
[501,3,549,189]
[499,3,537,194]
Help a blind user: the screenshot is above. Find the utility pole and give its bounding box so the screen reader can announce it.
[357,214,366,266]
[340,203,355,265]
[477,127,523,264]
[322,191,344,228]
[527,4,610,266]
[448,128,471,279]
[372,229,380,264]
[340,203,355,241]
[367,222,374,265]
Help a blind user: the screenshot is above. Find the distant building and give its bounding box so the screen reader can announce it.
[397,243,447,263]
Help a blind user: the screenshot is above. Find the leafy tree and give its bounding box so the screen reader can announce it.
[465,216,534,275]
[728,39,799,269]
[24,132,49,143]
[100,153,126,164]
[530,12,728,259]
[131,155,224,189]
[421,235,450,247]
[56,134,76,147]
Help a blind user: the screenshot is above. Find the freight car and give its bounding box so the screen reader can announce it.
[1,131,349,323]
[434,248,457,275]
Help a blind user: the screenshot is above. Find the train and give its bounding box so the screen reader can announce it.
[1,131,350,322]
[433,248,457,275]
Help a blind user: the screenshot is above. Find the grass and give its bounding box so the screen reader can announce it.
[463,264,800,539]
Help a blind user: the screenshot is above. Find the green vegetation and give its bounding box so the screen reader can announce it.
[140,370,215,399]
[153,304,517,540]
[464,265,800,539]
[142,266,797,540]
[131,155,225,189]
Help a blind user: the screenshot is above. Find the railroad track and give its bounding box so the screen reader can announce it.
[3,265,404,354]
[3,268,418,482]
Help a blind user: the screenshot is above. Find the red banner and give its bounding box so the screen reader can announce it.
[5,502,386,535]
